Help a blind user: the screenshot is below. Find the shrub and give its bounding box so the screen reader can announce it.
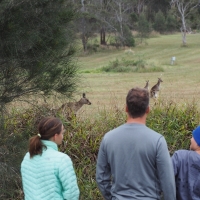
[86,39,100,53]
[153,10,166,33]
[1,100,200,199]
[123,25,135,47]
[108,35,121,48]
[101,57,164,73]
[147,100,200,154]
[101,58,133,72]
[166,11,177,33]
[137,13,151,43]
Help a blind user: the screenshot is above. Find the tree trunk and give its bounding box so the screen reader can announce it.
[181,15,187,45]
[181,28,187,46]
[100,27,106,45]
[81,34,87,51]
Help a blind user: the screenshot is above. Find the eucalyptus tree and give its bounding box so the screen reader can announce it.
[170,0,200,45]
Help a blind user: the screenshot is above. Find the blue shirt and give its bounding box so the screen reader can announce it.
[171,150,200,200]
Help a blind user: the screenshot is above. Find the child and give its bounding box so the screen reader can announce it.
[21,117,79,200]
[171,126,200,200]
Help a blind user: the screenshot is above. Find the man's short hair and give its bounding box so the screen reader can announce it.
[126,87,149,118]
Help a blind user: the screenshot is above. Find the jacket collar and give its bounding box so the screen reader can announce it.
[41,140,58,151]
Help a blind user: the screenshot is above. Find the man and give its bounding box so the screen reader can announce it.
[96,87,176,200]
[171,126,200,200]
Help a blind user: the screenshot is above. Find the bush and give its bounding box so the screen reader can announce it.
[147,100,200,154]
[109,36,122,49]
[1,100,200,199]
[101,57,164,73]
[137,13,151,43]
[123,25,135,47]
[86,39,100,53]
[153,10,166,33]
[166,11,177,32]
[101,58,133,72]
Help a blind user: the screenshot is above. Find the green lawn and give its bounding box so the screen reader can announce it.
[75,33,200,116]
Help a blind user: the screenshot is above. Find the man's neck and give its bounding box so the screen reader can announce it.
[126,116,146,124]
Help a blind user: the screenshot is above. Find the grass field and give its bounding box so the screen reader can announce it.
[74,33,200,117]
[8,33,200,118]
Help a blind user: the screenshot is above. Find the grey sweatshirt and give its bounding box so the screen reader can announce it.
[96,123,176,200]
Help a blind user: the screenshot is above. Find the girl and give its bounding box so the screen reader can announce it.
[21,117,79,200]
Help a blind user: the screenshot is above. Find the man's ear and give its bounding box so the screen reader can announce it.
[146,106,150,114]
[125,105,128,113]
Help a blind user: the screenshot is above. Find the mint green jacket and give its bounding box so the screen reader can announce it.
[21,140,80,200]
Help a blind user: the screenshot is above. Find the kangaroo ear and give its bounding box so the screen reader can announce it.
[83,93,86,98]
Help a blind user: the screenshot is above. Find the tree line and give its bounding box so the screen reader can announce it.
[74,0,200,49]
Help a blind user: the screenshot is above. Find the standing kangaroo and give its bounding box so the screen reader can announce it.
[144,80,149,91]
[150,78,163,98]
[56,93,91,119]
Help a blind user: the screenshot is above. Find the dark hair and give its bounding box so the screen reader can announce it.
[29,117,63,158]
[126,87,149,118]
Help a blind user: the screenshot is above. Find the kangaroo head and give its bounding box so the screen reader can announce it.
[144,80,149,89]
[158,78,163,83]
[80,93,91,105]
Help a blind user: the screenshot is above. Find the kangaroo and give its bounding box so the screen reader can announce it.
[150,78,163,98]
[56,93,91,119]
[144,80,149,91]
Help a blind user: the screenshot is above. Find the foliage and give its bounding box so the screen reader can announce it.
[123,25,135,47]
[75,11,100,52]
[188,8,200,30]
[100,57,164,73]
[0,0,79,107]
[130,12,138,23]
[166,10,177,32]
[153,10,166,33]
[86,38,100,54]
[170,0,200,45]
[109,36,122,48]
[137,13,152,44]
[101,58,131,72]
[146,0,171,21]
[147,100,200,154]
[1,100,200,199]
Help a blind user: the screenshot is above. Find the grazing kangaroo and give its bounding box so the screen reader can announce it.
[150,78,163,98]
[144,80,149,91]
[56,93,91,119]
